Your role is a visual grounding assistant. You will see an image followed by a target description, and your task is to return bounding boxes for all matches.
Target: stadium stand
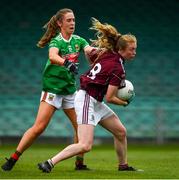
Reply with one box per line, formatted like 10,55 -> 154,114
0,0 -> 179,142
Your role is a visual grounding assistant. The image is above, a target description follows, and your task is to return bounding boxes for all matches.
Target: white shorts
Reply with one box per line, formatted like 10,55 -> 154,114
74,90 -> 115,126
40,91 -> 76,109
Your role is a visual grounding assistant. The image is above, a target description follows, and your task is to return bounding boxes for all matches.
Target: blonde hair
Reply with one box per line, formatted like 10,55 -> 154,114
37,8 -> 73,48
90,18 -> 137,52
90,18 -> 121,52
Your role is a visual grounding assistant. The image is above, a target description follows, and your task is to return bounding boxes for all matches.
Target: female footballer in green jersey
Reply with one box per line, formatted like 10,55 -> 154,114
1,8 -> 93,171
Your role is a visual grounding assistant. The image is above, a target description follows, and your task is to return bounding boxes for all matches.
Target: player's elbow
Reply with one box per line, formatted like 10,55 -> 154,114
49,54 -> 55,64
105,96 -> 114,103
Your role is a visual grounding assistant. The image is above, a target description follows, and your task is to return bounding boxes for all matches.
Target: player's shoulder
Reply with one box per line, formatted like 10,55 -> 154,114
102,51 -> 119,63
72,34 -> 81,38
54,34 -> 63,41
72,34 -> 85,40
104,52 -> 123,69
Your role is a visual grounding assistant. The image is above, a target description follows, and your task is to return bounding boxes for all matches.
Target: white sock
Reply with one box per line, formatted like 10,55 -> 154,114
47,159 -> 54,168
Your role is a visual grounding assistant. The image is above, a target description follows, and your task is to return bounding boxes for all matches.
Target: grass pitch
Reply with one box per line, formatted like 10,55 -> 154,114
0,144 -> 179,179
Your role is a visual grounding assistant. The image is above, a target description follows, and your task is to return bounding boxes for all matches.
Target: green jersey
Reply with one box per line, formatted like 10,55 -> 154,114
42,33 -> 89,95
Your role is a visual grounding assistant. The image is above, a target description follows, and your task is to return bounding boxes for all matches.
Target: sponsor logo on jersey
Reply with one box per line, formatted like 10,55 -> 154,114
64,53 -> 79,63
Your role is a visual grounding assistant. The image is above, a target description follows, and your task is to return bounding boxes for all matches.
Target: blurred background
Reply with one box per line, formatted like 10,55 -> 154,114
0,0 -> 179,145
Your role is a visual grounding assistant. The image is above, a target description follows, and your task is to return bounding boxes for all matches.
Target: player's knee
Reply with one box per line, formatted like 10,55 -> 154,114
80,143 -> 92,153
116,127 -> 127,140
31,124 -> 46,136
120,127 -> 127,138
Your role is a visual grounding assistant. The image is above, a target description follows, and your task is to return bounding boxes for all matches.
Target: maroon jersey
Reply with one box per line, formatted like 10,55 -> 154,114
80,51 -> 126,102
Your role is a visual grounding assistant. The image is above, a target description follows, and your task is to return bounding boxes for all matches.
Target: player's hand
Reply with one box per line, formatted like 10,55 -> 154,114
64,59 -> 78,75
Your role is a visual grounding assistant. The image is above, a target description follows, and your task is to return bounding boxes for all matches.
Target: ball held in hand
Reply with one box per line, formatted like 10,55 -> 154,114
117,80 -> 135,101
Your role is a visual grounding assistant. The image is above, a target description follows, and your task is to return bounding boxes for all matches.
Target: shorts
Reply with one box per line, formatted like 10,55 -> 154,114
40,91 -> 76,109
74,90 -> 115,126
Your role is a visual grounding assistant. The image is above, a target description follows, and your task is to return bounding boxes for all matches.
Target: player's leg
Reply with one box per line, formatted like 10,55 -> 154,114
1,101 -> 56,171
38,124 -> 94,173
63,108 -> 89,170
99,114 -> 139,171
16,101 -> 56,153
99,114 -> 127,164
62,91 -> 90,170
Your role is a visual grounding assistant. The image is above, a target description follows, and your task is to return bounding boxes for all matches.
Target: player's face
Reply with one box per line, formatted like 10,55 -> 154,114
58,12 -> 75,37
120,42 -> 137,60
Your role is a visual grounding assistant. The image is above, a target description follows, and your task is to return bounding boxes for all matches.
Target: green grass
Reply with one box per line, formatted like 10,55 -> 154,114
0,144 -> 179,179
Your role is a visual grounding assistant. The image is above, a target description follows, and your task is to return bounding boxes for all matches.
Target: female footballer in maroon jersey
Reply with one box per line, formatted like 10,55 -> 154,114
38,18 -> 142,172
